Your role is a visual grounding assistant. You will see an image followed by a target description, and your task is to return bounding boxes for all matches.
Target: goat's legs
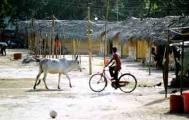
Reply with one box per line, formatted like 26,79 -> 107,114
33,72 -> 42,89
65,74 -> 72,88
42,72 -> 49,89
58,73 -> 61,89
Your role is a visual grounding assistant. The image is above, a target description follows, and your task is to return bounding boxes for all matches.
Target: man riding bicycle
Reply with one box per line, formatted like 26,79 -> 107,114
105,47 -> 121,88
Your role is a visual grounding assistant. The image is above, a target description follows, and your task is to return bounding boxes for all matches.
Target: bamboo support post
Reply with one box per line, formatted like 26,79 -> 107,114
51,15 -> 55,58
149,41 -> 152,75
87,5 -> 92,75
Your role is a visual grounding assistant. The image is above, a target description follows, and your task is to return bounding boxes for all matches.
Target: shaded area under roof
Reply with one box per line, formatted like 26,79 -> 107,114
169,27 -> 189,41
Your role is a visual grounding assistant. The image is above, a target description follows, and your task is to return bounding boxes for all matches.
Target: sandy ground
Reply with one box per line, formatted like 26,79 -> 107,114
0,49 -> 189,120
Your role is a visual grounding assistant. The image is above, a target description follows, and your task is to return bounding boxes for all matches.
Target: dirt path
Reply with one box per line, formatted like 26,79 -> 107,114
0,49 -> 188,120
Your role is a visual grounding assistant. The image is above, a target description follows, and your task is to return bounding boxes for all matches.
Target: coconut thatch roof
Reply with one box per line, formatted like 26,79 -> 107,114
17,20 -> 106,40
118,16 -> 189,44
17,16 -> 189,44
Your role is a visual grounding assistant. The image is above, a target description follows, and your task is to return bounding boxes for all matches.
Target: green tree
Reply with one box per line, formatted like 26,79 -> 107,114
0,0 -> 11,28
1,0 -> 189,21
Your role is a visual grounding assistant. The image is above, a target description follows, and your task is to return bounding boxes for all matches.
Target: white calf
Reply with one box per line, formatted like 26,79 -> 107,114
33,56 -> 81,89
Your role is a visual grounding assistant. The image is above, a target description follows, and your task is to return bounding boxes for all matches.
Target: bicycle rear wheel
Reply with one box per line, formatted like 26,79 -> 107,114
89,73 -> 107,92
118,73 -> 137,93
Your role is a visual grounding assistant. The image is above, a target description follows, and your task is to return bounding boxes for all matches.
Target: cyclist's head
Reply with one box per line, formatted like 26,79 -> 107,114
112,47 -> 117,53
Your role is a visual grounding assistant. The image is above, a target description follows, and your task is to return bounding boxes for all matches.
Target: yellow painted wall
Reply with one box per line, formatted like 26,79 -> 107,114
121,39 -> 151,61
62,39 -> 101,54
60,36 -> 152,58
136,40 -> 149,59
121,40 -> 130,57
121,42 -> 129,56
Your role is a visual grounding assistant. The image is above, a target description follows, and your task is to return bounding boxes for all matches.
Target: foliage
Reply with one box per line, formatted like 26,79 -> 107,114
0,0 -> 189,22
0,0 -> 11,28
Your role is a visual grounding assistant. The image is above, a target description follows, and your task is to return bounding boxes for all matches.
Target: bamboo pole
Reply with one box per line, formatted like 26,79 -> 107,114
148,41 -> 152,75
180,39 -> 184,95
30,18 -> 34,52
61,38 -> 64,58
55,34 -> 58,58
77,39 -> 81,64
48,34 -> 51,58
120,40 -> 123,58
100,37 -> 103,55
72,39 -> 76,59
34,32 -> 37,56
51,15 -> 55,58
42,38 -> 45,58
44,34 -> 48,58
73,39 -> 76,55
71,39 -> 73,59
27,24 -> 30,51
87,5 -> 92,75
76,39 -> 78,52
59,38 -> 62,58
104,0 -> 109,64
37,35 -> 39,56
28,30 -> 31,51
163,28 -> 170,98
39,35 -> 43,56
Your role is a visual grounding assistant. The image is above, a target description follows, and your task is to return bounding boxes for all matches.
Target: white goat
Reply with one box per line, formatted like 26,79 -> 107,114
33,56 -> 81,90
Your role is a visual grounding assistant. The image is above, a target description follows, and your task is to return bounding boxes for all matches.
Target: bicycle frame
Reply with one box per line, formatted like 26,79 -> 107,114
101,67 -> 123,82
101,67 -> 111,81
98,67 -> 122,88
89,67 -> 137,93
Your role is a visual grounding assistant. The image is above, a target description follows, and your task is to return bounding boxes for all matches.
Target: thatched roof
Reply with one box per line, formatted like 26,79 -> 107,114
17,16 -> 189,44
17,20 -> 106,40
118,16 -> 189,44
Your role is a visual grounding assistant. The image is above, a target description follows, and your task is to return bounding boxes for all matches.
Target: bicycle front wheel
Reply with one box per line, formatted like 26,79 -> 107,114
118,73 -> 137,93
89,73 -> 107,92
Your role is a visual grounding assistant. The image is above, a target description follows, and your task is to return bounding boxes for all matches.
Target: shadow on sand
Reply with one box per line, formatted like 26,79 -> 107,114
144,98 -> 189,118
144,98 -> 168,106
26,89 -> 64,92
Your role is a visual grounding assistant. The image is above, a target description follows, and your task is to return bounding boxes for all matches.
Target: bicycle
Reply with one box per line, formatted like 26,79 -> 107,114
89,67 -> 137,93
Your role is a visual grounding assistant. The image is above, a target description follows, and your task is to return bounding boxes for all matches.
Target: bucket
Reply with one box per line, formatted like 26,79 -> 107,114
170,95 -> 183,113
13,53 -> 22,60
182,91 -> 189,113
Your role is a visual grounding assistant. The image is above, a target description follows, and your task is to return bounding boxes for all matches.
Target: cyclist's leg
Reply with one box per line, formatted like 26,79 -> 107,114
109,66 -> 114,79
114,70 -> 119,87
